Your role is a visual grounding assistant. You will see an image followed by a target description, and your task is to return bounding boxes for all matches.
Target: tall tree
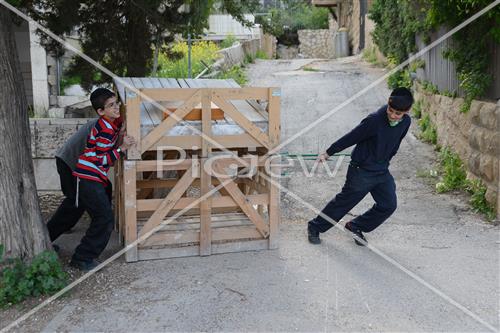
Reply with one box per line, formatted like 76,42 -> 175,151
0,6 -> 51,259
20,0 -> 260,90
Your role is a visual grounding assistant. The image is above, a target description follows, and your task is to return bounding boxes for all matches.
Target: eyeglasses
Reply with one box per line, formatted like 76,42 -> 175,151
104,101 -> 121,109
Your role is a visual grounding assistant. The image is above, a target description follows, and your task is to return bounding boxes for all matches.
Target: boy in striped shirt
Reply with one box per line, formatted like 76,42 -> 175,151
70,88 -> 135,271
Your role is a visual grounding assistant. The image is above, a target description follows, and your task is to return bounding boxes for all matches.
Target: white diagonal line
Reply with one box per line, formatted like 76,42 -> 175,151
1,1 -> 498,331
266,0 -> 500,157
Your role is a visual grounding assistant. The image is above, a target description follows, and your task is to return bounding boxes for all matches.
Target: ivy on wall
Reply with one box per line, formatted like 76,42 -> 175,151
369,0 -> 500,112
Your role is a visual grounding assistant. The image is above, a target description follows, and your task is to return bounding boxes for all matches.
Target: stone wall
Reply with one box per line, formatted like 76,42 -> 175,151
30,118 -> 97,192
216,38 -> 260,70
414,83 -> 500,217
298,29 -> 334,59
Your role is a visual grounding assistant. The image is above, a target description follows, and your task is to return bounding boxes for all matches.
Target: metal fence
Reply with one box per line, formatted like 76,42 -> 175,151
415,26 -> 500,100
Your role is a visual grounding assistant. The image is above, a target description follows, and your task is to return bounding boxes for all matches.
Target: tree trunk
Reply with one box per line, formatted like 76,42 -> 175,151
0,7 -> 50,259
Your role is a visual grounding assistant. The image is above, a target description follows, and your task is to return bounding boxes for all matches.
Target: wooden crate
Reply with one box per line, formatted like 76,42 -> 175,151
113,78 -> 281,262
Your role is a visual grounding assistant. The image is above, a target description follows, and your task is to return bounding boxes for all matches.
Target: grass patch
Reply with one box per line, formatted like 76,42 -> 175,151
418,114 -> 437,144
302,66 -> 321,72
216,65 -> 248,86
412,99 -> 422,119
255,50 -> 269,60
466,180 -> 496,220
220,34 -> 237,49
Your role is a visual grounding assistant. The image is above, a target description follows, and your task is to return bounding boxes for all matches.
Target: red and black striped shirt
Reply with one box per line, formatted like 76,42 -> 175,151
73,116 -> 123,184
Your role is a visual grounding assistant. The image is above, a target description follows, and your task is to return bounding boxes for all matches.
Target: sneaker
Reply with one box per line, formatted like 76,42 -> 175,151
69,258 -> 100,272
345,221 -> 367,246
307,222 -> 321,245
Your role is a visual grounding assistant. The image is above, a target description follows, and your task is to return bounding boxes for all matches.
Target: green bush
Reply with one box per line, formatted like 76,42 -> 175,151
220,34 -> 238,49
0,249 -> 68,308
255,50 -> 269,60
435,148 -> 467,193
412,100 -> 422,119
216,65 -> 248,86
60,75 -> 82,95
157,41 -> 220,78
244,53 -> 255,64
418,114 -> 437,144
421,80 -> 439,94
387,69 -> 412,89
466,179 -> 496,221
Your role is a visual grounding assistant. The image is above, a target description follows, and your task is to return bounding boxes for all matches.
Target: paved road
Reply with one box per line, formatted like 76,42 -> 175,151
3,57 -> 498,332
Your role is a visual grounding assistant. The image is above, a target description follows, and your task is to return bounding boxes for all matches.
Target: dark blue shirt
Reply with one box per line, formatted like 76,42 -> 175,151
326,105 -> 411,171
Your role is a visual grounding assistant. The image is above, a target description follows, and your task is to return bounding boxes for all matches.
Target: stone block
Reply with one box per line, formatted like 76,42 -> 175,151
484,186 -> 498,212
479,155 -> 496,183
478,103 -> 498,130
468,151 -> 481,175
47,107 -> 65,118
482,131 -> 499,156
469,101 -> 483,126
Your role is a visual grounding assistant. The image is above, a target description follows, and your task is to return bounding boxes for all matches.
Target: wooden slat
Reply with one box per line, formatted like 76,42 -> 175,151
177,79 -> 190,88
125,95 -> 142,160
212,87 -> 269,100
140,90 -> 201,153
139,88 -> 199,101
201,90 -> 212,156
268,156 -> 280,249
212,94 -> 270,149
137,193 -> 269,212
140,226 -> 262,247
213,164 -> 269,238
268,88 -> 281,148
138,164 -> 197,238
124,161 -> 138,262
150,134 -> 262,151
136,159 -> 192,172
200,157 -> 212,256
137,239 -> 269,260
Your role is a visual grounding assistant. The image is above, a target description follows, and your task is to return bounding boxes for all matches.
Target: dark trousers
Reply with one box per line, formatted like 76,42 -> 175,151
47,158 -> 113,262
310,163 -> 397,233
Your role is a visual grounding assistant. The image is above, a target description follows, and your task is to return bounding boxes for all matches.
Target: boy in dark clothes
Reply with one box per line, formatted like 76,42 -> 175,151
51,88 -> 135,271
308,87 -> 414,246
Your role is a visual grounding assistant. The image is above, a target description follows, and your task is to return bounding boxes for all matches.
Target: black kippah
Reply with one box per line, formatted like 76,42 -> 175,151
389,87 -> 414,111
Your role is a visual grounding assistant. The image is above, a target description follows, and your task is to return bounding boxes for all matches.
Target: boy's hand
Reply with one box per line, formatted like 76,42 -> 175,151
119,135 -> 136,151
317,152 -> 330,163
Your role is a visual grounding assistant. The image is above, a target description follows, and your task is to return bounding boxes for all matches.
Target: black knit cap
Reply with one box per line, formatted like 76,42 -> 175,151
388,87 -> 414,111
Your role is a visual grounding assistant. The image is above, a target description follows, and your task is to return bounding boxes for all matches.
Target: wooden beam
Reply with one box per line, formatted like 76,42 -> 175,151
149,134 -> 263,151
124,160 -> 138,262
126,95 -> 142,160
137,193 -> 269,212
268,88 -> 281,148
268,156 -> 280,249
135,159 -> 193,172
200,157 -> 212,256
211,88 -> 269,100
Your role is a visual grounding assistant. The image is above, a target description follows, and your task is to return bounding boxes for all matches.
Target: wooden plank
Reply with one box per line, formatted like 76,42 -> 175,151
124,160 -> 138,262
168,78 -> 182,88
200,157 -> 212,256
268,155 -> 280,249
177,79 -> 190,88
137,193 -> 269,212
136,159 -> 192,172
138,164 -> 197,238
212,87 -> 269,100
138,88 -> 198,101
140,90 -> 201,153
125,95 -> 142,160
150,134 -> 262,151
212,94 -> 270,149
140,226 -> 262,247
201,90 -> 212,156
268,88 -> 281,148
213,164 -> 269,238
137,239 -> 269,260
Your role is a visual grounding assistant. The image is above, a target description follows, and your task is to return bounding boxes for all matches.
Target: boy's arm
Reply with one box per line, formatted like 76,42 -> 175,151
325,116 -> 376,156
94,129 -> 121,168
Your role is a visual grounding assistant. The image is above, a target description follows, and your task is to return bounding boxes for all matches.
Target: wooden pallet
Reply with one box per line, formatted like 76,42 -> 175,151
113,78 -> 281,262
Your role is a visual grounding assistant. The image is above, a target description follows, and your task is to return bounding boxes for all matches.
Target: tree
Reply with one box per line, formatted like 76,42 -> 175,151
20,0 -> 260,90
0,6 -> 51,260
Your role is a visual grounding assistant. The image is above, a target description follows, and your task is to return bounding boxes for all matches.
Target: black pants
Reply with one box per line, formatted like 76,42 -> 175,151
47,158 -> 113,262
310,164 -> 397,233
